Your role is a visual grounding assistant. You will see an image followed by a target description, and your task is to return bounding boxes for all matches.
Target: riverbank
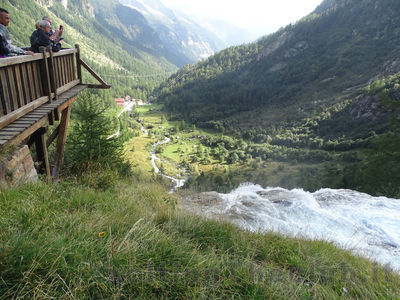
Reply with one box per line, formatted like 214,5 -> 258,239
1,178 -> 400,298
182,184 -> 400,274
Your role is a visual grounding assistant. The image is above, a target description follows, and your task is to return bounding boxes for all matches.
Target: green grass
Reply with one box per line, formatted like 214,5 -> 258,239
7,104 -> 392,298
155,159 -> 183,179
124,134 -> 154,178
1,177 -> 400,299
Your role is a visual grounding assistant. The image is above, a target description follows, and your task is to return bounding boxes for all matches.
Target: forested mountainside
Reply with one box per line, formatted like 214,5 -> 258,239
156,0 -> 400,132
155,0 -> 400,196
1,0 -> 223,100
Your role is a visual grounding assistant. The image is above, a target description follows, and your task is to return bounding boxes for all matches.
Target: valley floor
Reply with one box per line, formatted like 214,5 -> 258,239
125,104 -> 339,193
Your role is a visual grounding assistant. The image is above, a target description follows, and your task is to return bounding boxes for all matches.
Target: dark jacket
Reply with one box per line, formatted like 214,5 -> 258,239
0,34 -> 8,55
30,29 -> 52,53
0,24 -> 27,56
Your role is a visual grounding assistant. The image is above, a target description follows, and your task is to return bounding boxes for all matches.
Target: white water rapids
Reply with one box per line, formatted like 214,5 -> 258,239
139,114 -> 400,272
181,183 -> 400,272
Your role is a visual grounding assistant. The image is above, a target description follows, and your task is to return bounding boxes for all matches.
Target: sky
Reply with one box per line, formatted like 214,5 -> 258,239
160,0 -> 323,40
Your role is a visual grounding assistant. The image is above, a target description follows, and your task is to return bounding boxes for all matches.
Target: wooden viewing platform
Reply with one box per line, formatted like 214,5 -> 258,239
0,45 -> 110,181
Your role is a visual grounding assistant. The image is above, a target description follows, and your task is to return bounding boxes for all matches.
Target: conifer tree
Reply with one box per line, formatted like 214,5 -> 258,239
66,93 -> 125,172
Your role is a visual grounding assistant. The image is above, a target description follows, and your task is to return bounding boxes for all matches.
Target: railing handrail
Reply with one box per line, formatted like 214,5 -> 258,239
0,45 -> 110,130
0,47 -> 79,128
0,48 -> 77,68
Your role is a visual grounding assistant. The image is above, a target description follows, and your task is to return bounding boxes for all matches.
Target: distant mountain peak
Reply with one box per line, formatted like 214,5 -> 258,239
119,0 -> 225,62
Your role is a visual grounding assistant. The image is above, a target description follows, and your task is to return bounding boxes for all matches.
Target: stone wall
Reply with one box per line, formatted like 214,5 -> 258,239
0,145 -> 38,190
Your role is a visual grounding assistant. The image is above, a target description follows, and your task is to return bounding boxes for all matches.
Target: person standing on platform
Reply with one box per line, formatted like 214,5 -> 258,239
0,8 -> 34,57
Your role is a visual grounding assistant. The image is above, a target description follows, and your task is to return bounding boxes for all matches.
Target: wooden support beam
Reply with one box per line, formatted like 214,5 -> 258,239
53,108 -> 60,122
52,106 -> 71,181
87,84 -> 112,89
33,127 -> 51,181
27,134 -> 35,148
75,45 -> 82,84
46,124 -> 60,148
58,93 -> 80,113
79,58 -> 111,89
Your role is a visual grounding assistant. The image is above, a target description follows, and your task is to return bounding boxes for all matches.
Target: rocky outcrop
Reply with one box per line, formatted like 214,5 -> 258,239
0,145 -> 38,190
181,192 -> 224,213
257,31 -> 293,60
284,41 -> 309,58
348,95 -> 387,121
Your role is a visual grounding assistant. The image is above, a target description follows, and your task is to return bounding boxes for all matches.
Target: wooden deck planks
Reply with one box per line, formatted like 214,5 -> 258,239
0,49 -> 89,148
0,84 -> 87,146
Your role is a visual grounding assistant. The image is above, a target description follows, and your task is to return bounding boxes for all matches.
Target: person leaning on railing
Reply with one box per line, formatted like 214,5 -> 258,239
42,16 -> 63,50
42,17 -> 63,43
30,20 -> 61,53
0,8 -> 34,57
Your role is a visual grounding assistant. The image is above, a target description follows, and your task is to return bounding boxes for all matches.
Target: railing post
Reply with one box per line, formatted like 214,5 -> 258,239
39,46 -> 55,125
39,46 -> 52,103
48,48 -> 60,121
75,44 -> 82,84
48,48 -> 58,100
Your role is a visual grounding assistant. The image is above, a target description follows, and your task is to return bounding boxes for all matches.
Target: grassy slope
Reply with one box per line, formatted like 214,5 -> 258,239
1,178 -> 400,299
1,106 -> 399,298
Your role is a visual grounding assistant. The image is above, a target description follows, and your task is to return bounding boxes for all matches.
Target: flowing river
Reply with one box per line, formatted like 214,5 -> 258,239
143,122 -> 400,273
181,183 -> 400,273
150,137 -> 186,193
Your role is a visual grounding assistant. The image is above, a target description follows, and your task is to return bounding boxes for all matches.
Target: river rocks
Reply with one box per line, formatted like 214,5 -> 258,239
181,192 -> 224,210
256,189 -> 292,206
180,192 -> 257,224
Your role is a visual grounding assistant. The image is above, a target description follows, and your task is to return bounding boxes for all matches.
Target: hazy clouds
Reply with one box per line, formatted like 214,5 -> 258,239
160,0 -> 322,38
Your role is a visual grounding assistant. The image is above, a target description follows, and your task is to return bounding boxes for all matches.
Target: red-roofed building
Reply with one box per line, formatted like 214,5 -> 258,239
114,98 -> 125,106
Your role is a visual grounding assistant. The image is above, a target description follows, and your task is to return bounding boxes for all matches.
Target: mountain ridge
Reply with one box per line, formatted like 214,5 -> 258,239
152,0 -> 400,196
156,0 -> 400,130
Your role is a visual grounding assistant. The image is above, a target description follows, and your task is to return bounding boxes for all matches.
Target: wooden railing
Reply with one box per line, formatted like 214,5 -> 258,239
0,45 -> 111,182
0,45 -> 110,131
